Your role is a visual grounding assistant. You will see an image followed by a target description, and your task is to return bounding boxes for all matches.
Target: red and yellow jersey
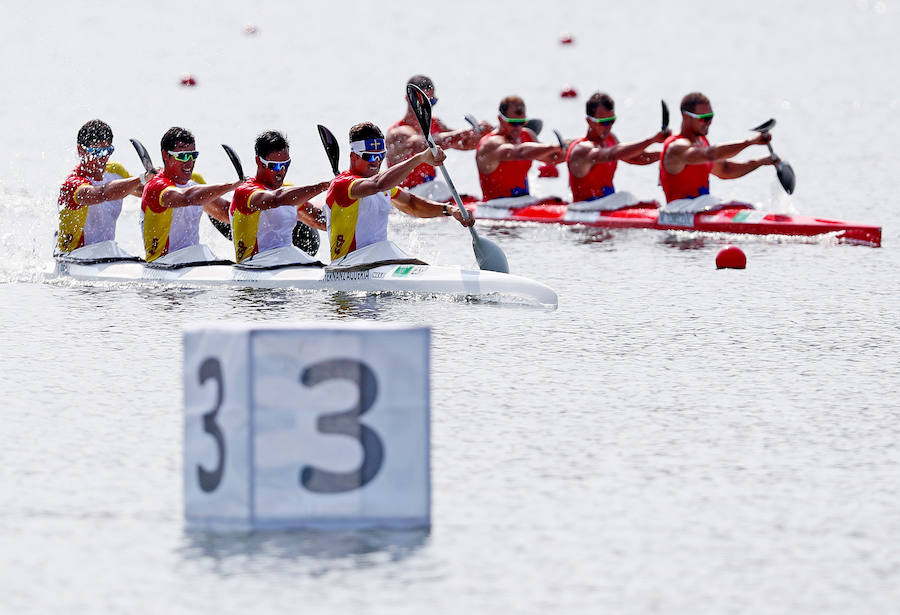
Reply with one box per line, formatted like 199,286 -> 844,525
660,134 -> 712,202
141,171 -> 206,261
229,178 -> 298,262
477,131 -> 535,201
56,162 -> 130,253
325,171 -> 398,260
567,135 -> 618,202
390,117 -> 441,188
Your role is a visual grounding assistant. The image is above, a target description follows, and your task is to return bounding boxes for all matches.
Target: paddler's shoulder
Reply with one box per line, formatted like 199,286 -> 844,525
104,161 -> 131,178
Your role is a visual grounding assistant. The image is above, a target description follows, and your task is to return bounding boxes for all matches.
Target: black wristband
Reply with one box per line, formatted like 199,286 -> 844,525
442,204 -> 451,217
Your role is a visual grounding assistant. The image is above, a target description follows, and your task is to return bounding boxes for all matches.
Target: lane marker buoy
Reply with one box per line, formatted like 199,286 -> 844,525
716,245 -> 747,269
180,74 -> 197,87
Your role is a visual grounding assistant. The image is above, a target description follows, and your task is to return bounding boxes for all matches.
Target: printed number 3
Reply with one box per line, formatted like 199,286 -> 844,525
299,359 -> 384,493
197,358 -> 225,492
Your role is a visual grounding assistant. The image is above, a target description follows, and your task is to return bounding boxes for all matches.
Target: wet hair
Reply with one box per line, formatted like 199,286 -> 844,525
77,119 -> 113,147
161,126 -> 195,151
680,92 -> 710,113
349,122 -> 384,143
585,92 -> 615,117
498,95 -> 525,116
255,130 -> 289,158
407,74 -> 434,92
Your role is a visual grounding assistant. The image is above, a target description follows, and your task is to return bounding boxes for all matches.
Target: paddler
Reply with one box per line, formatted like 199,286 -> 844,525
475,95 -> 565,202
230,130 -> 330,263
56,119 -> 148,254
386,74 -> 492,201
660,92 -> 775,206
567,92 -> 669,203
141,127 -> 237,263
325,122 -> 473,261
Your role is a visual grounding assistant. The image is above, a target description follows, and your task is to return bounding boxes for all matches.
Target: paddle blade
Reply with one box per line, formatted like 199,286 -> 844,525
553,129 -> 566,149
752,118 -> 776,133
472,233 -> 509,274
661,100 -> 670,131
208,215 -> 232,239
317,124 -> 340,176
776,160 -> 796,194
524,118 -> 543,136
406,84 -> 434,144
129,138 -> 154,174
221,144 -> 245,181
464,114 -> 479,131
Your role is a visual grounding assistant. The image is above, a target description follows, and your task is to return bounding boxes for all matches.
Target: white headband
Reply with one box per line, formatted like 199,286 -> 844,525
350,138 -> 386,154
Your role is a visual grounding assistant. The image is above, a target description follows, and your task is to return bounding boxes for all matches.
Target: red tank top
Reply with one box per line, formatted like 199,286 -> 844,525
390,117 -> 440,188
477,131 -> 535,200
660,134 -> 712,202
567,136 -> 617,201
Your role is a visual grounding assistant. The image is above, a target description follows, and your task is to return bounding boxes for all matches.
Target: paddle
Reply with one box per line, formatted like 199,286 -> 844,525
317,124 -> 340,177
751,118 -> 796,194
553,129 -> 565,149
661,100 -> 670,131
129,138 -> 154,174
221,144 -> 245,181
406,84 -> 510,274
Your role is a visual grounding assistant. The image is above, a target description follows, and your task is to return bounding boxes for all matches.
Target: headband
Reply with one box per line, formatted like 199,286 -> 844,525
350,138 -> 385,154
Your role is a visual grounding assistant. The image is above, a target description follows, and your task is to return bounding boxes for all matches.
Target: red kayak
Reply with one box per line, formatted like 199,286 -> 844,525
462,197 -> 882,247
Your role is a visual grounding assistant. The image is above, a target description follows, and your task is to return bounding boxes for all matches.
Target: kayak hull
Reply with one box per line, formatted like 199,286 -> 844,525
465,199 -> 882,247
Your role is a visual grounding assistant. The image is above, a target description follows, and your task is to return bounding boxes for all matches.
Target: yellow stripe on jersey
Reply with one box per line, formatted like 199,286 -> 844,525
232,189 -> 263,262
105,161 -> 131,178
143,200 -> 173,261
329,179 -> 362,260
57,205 -> 88,252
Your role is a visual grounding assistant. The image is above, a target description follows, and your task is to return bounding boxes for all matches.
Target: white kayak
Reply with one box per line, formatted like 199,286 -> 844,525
47,241 -> 558,308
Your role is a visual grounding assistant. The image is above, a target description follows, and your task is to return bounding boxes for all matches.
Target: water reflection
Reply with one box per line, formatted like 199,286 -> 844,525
179,527 -> 430,575
326,292 -> 389,319
661,233 -> 708,250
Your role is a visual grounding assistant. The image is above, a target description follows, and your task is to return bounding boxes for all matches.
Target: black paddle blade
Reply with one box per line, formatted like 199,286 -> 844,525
406,84 -> 433,142
661,100 -> 670,131
221,144 -> 245,181
317,124 -> 340,176
129,138 -> 154,174
524,118 -> 543,136
208,215 -> 233,240
553,129 -> 566,149
777,160 -> 796,194
752,118 -> 776,133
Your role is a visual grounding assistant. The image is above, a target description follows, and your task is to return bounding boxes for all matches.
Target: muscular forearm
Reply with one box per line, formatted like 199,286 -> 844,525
176,183 -> 236,207
271,182 -> 330,208
81,176 -> 142,206
369,152 -> 430,192
714,157 -> 770,179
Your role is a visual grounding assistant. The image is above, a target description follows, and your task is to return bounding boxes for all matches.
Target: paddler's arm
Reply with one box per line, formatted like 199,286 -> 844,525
433,119 -> 494,150
349,148 -> 446,199
477,137 -> 563,173
666,132 -> 771,173
204,197 -> 231,223
391,190 -> 474,227
73,176 -> 143,207
248,181 -> 330,211
386,125 -> 421,166
160,180 -> 241,209
618,130 -> 669,165
298,202 -> 327,230
712,156 -> 775,179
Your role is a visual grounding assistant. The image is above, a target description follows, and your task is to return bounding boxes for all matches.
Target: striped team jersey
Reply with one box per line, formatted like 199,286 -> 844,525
141,171 -> 206,262
229,178 -> 297,262
325,171 -> 398,260
56,161 -> 131,253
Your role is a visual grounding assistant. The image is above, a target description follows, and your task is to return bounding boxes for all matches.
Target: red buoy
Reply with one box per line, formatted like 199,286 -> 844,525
243,24 -> 259,35
716,245 -> 747,269
560,34 -> 574,45
538,163 -> 559,178
560,86 -> 577,98
179,74 -> 197,87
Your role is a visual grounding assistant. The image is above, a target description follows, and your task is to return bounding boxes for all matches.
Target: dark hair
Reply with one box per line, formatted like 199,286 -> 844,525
680,92 -> 710,113
585,92 -> 614,117
77,119 -> 113,147
349,122 -> 384,142
498,95 -> 525,116
161,126 -> 195,151
407,74 -> 434,91
255,130 -> 289,158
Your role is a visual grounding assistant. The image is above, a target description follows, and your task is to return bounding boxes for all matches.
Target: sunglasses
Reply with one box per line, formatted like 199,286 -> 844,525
684,110 -> 714,122
586,114 -> 616,125
359,151 -> 386,162
83,145 -> 115,157
259,157 -> 291,172
167,150 -> 200,162
499,112 -> 528,125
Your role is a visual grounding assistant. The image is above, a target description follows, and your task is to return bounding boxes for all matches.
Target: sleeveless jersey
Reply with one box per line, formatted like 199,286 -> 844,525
141,172 -> 205,261
56,161 -> 131,253
390,117 -> 441,188
229,178 -> 297,262
325,171 -> 398,260
567,135 -> 617,201
477,131 -> 535,200
660,134 -> 712,202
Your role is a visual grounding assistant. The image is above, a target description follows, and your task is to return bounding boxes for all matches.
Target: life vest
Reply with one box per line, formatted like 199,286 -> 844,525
390,117 -> 441,188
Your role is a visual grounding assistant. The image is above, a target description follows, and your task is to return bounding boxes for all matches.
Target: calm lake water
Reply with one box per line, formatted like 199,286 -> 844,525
1,1 -> 898,613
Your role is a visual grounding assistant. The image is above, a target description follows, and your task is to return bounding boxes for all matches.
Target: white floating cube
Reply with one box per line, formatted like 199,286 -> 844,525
184,322 -> 430,530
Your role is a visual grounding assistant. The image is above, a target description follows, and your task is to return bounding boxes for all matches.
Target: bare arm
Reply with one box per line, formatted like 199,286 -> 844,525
203,197 -> 231,223
391,190 -> 473,226
712,156 -> 774,179
433,121 -> 493,150
476,136 -> 563,174
298,202 -> 327,230
74,176 -> 143,207
160,181 -> 240,209
248,181 -> 330,211
665,132 -> 771,174
349,149 -> 445,199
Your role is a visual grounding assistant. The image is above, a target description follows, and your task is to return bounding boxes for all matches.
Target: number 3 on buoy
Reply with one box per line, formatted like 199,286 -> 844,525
183,323 -> 431,530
